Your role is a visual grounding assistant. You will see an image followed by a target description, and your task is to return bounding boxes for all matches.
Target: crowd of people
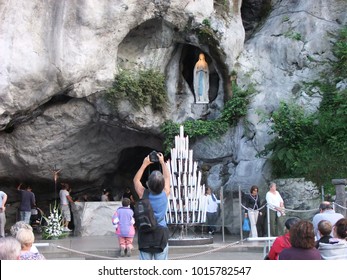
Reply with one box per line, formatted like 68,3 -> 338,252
0,151 -> 172,260
0,221 -> 46,260
241,183 -> 347,260
0,180 -> 78,259
263,201 -> 347,260
265,215 -> 347,260
1,160 -> 346,260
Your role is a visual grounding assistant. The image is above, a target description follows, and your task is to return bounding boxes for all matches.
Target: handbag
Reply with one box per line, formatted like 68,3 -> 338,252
242,217 -> 251,232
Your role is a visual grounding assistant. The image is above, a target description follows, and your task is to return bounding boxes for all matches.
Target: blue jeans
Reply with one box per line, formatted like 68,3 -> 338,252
139,244 -> 169,260
19,211 -> 31,224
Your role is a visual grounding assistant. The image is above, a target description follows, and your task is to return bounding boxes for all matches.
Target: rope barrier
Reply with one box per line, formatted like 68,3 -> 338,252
240,203 -> 267,211
52,239 -> 249,260
53,244 -> 120,260
240,202 -> 320,214
169,239 -> 247,260
283,207 -> 319,213
333,201 -> 347,210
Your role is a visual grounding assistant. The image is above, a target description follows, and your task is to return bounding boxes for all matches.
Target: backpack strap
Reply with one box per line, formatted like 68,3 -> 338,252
142,189 -> 161,224
143,188 -> 150,199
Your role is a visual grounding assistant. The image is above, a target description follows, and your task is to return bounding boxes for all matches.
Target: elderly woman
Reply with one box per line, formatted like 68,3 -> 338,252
279,220 -> 321,260
16,228 -> 45,260
10,221 -> 39,253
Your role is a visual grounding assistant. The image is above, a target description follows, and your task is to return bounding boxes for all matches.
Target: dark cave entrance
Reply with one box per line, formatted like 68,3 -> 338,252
106,146 -> 165,200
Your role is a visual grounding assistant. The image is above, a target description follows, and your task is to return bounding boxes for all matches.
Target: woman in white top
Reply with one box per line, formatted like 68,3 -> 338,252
266,182 -> 285,236
205,187 -> 220,234
101,189 -> 110,201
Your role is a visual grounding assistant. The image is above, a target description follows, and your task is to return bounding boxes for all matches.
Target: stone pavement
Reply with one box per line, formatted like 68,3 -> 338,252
34,232 -> 266,260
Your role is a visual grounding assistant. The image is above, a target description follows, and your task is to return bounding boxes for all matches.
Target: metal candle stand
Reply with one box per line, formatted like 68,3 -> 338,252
166,126 -> 212,245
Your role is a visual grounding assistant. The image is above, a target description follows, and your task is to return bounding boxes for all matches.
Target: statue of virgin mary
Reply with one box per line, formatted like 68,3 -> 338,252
193,53 -> 209,104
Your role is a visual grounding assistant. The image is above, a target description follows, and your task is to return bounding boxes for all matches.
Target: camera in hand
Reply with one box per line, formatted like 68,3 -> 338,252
149,150 -> 159,163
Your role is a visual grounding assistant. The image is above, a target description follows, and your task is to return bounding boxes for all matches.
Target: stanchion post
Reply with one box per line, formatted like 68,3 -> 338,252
267,204 -> 271,250
220,187 -> 224,242
239,185 -> 243,243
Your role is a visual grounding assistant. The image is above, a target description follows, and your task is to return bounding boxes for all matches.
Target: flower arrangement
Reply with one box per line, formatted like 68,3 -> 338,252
42,203 -> 68,240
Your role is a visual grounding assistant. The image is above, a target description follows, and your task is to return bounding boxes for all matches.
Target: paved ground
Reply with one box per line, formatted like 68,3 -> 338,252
34,232 -> 266,260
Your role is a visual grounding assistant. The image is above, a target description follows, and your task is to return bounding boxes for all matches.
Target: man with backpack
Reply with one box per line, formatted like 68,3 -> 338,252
133,151 -> 170,260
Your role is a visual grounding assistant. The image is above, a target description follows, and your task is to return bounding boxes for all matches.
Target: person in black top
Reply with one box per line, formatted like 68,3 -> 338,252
17,183 -> 36,224
122,187 -> 135,212
244,185 -> 261,238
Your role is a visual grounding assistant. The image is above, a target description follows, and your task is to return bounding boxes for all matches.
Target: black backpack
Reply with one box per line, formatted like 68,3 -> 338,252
134,190 -> 157,232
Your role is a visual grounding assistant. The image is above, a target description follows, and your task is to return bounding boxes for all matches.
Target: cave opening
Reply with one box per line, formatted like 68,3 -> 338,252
105,145 -> 165,201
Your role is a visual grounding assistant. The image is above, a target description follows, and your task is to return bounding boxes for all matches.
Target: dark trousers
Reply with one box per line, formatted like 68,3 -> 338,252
206,212 -> 218,232
269,209 -> 285,236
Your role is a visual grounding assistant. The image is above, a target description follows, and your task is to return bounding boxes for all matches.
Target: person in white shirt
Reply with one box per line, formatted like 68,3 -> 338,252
312,201 -> 344,240
59,183 -> 74,232
205,187 -> 220,235
266,182 -> 285,236
101,189 -> 110,201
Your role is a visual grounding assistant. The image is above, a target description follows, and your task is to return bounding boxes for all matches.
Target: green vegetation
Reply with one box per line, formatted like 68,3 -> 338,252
202,19 -> 211,28
258,25 -> 347,193
332,25 -> 347,79
106,66 -> 253,157
196,25 -> 218,46
284,31 -> 302,41
106,69 -> 167,113
161,82 -> 255,154
213,0 -> 231,17
282,16 -> 290,23
214,0 -> 228,6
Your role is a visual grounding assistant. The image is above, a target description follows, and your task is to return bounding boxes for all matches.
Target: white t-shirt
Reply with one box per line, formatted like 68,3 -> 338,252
101,194 -> 109,201
266,191 -> 283,210
59,189 -> 69,205
206,193 -> 220,213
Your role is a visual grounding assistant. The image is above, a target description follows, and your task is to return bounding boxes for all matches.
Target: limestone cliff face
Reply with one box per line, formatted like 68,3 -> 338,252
0,0 -> 244,189
194,0 -> 347,187
0,0 -> 346,230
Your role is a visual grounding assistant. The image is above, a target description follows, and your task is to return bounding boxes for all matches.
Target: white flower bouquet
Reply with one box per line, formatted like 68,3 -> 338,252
42,203 -> 68,239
